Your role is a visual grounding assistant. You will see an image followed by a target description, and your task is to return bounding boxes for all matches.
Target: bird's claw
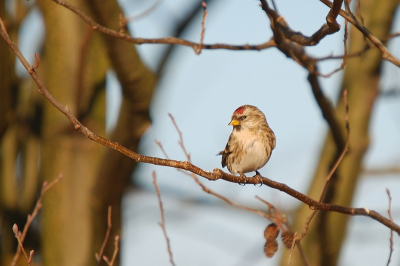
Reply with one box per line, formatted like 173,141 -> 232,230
254,171 -> 263,187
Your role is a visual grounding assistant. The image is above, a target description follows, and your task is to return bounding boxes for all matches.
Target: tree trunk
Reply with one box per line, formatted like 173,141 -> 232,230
37,0 -> 109,264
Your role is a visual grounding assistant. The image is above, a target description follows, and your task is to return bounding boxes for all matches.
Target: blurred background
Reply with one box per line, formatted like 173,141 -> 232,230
1,0 -> 400,265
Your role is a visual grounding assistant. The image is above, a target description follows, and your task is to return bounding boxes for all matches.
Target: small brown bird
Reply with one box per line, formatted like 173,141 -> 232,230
218,105 -> 276,179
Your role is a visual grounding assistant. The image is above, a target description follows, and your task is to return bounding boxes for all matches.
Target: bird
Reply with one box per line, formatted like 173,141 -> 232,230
218,105 -> 276,182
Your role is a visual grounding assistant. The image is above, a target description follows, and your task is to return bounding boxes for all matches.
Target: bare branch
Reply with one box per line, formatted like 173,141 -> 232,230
260,0 -> 339,46
195,2 -> 207,55
319,0 -> 400,67
386,189 -> 394,266
11,174 -> 63,266
103,236 -> 120,266
12,224 -> 31,266
326,0 -> 343,33
152,172 -> 175,266
50,0 -> 275,52
96,206 -> 112,265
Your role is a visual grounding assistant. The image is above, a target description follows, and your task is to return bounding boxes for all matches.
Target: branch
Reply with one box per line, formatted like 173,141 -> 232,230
11,174 -> 63,266
386,189 -> 394,266
103,236 -> 120,266
194,2 -> 207,55
319,0 -> 400,67
260,0 -> 340,46
326,0 -> 343,33
12,225 -> 33,266
156,0 -> 215,76
307,73 -> 345,150
1,14 -> 400,238
96,206 -> 112,265
50,0 -> 275,52
152,172 -> 175,266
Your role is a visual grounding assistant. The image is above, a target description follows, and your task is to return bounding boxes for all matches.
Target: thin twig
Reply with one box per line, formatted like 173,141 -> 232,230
50,0 -> 275,52
317,20 -> 349,78
386,189 -> 394,266
11,174 -> 63,266
29,52 -> 40,74
103,236 -> 120,266
287,232 -> 298,266
96,206 -> 112,265
152,171 -> 175,266
195,2 -> 207,54
255,196 -> 285,229
168,114 -> 191,161
12,224 -> 31,266
314,44 -> 371,61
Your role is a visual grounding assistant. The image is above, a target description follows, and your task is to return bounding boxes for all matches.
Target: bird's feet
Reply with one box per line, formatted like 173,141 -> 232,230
238,171 -> 247,186
254,171 -> 263,187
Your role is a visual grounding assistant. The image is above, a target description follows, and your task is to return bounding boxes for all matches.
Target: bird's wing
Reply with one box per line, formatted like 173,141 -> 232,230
220,134 -> 234,168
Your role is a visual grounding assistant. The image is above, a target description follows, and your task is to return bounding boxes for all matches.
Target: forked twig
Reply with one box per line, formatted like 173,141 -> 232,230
11,174 -> 63,266
96,206 -> 112,265
12,225 -> 32,266
103,236 -> 120,266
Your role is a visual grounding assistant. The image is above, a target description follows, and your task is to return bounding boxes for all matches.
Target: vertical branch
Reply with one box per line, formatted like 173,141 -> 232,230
96,206 -> 112,265
152,171 -> 175,266
195,2 -> 208,55
386,189 -> 394,266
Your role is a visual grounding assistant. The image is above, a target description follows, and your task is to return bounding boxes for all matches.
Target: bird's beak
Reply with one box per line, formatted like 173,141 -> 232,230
229,119 -> 240,126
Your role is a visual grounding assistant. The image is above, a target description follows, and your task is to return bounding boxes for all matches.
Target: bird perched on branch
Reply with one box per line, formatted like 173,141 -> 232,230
218,105 -> 276,182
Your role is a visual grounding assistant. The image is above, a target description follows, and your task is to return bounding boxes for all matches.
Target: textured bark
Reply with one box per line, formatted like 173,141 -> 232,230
85,0 -> 157,264
281,0 -> 400,265
36,0 -> 109,265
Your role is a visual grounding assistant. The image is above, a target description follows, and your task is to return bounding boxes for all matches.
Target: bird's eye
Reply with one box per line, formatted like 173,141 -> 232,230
241,116 -> 247,120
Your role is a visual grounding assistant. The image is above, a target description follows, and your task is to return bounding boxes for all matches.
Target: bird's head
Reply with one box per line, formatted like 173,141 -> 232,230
229,105 -> 267,131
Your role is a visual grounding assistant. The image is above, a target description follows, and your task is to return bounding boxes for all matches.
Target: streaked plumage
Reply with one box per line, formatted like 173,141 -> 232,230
219,105 -> 275,176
